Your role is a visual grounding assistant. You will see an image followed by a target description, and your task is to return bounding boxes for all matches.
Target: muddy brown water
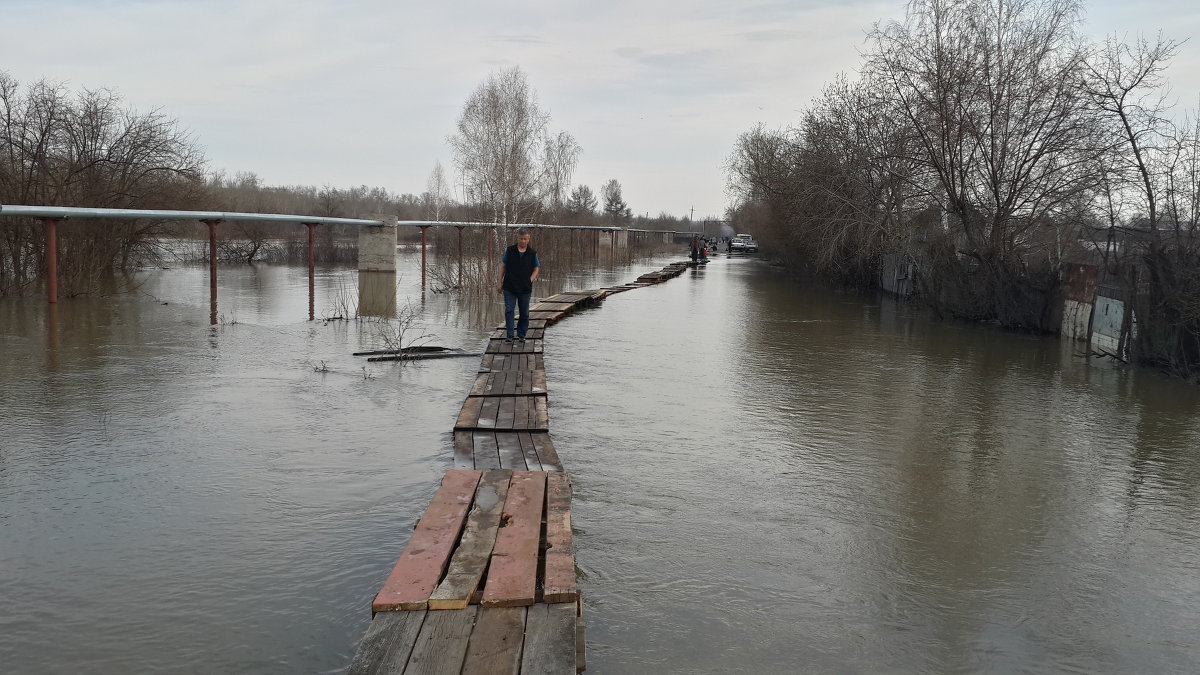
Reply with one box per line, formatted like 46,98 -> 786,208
2,252 -> 1199,673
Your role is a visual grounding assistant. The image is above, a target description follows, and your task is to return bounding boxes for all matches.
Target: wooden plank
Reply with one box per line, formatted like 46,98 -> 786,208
521,603 -> 578,674
516,432 -> 543,472
402,605 -> 478,675
530,433 -> 562,472
476,397 -> 499,429
515,396 -> 530,431
469,373 -> 491,397
346,609 -> 428,674
372,470 -> 482,612
460,607 -> 527,675
495,319 -> 547,331
530,301 -> 576,312
429,469 -> 512,610
531,369 -> 547,395
491,328 -> 545,340
455,397 -> 484,430
481,471 -> 547,607
486,339 -> 544,355
495,433 -> 527,470
543,472 -> 577,603
479,353 -> 545,374
534,397 -> 550,432
453,431 -> 475,470
496,396 -> 516,430
472,432 -> 500,470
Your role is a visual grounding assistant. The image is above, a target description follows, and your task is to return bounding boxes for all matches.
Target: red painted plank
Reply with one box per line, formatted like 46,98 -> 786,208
372,470 -> 482,612
481,471 -> 547,607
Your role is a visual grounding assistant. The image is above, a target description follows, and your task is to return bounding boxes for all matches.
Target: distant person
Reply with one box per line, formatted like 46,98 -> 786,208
690,237 -> 700,261
497,228 -> 540,343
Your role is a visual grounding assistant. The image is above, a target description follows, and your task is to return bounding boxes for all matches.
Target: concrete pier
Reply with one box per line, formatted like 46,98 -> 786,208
359,214 -> 398,272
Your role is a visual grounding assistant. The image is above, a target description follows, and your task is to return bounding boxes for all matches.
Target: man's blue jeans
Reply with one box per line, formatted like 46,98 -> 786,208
503,289 -> 532,338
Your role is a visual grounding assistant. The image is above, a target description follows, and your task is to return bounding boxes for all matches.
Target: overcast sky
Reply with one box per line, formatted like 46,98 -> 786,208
3,0 -> 1199,219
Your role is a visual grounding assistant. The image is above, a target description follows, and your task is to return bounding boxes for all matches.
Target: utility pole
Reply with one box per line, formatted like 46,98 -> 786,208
690,205 -> 694,221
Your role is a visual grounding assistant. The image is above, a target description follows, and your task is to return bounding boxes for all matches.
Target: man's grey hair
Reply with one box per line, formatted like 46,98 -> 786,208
514,228 -> 530,237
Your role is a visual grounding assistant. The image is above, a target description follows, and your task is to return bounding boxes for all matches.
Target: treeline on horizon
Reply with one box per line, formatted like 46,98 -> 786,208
726,0 -> 1200,380
0,68 -> 703,298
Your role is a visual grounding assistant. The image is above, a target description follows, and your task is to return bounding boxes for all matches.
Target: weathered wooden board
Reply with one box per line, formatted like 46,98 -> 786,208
453,431 -> 474,469
495,319 -> 548,331
469,370 -> 548,397
521,603 -> 578,674
527,310 -> 564,323
372,470 -> 482,612
472,432 -> 501,470
516,432 -> 544,472
429,470 -> 512,610
573,289 -> 609,301
402,605 -> 478,675
455,398 -> 484,431
346,609 -> 428,674
530,301 -> 576,312
478,353 -> 546,374
482,471 -> 547,607
460,607 -> 527,675
490,328 -> 545,340
543,472 -> 577,603
486,339 -> 545,355
495,433 -> 527,471
530,433 -> 563,472
455,396 -> 549,432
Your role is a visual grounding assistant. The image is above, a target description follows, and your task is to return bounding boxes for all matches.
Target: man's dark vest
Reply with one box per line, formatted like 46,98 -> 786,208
503,245 -> 538,294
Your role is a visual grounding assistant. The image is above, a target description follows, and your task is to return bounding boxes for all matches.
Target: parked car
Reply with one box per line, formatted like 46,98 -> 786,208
732,233 -> 757,253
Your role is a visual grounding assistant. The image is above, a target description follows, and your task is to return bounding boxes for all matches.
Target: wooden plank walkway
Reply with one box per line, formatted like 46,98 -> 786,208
351,259 -> 697,674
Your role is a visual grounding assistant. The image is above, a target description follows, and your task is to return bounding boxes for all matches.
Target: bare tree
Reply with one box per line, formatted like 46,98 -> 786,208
448,66 -> 550,225
424,160 -> 451,221
864,0 -> 1102,328
0,72 -> 205,294
542,131 -> 581,219
1083,32 -> 1183,244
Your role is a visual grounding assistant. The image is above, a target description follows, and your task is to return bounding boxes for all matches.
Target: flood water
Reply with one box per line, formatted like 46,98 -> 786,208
3,250 -> 1199,673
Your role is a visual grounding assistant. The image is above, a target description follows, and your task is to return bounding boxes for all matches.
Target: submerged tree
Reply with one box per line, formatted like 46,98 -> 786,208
0,72 -> 206,294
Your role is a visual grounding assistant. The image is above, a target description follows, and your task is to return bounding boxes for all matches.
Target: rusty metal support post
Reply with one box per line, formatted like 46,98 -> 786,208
43,218 -> 60,304
203,219 -> 219,288
306,222 -> 317,321
419,225 -> 430,288
487,229 -> 495,280
455,226 -> 464,288
202,219 -> 220,325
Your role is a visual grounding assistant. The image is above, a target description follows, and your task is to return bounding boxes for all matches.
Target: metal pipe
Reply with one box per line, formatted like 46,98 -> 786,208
43,218 -> 59,304
0,204 -> 642,232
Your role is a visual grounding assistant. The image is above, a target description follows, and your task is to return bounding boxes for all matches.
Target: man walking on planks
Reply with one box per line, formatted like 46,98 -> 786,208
497,228 -> 540,343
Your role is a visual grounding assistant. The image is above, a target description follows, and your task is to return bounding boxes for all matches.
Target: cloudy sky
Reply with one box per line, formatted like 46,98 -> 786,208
3,0 -> 1199,219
